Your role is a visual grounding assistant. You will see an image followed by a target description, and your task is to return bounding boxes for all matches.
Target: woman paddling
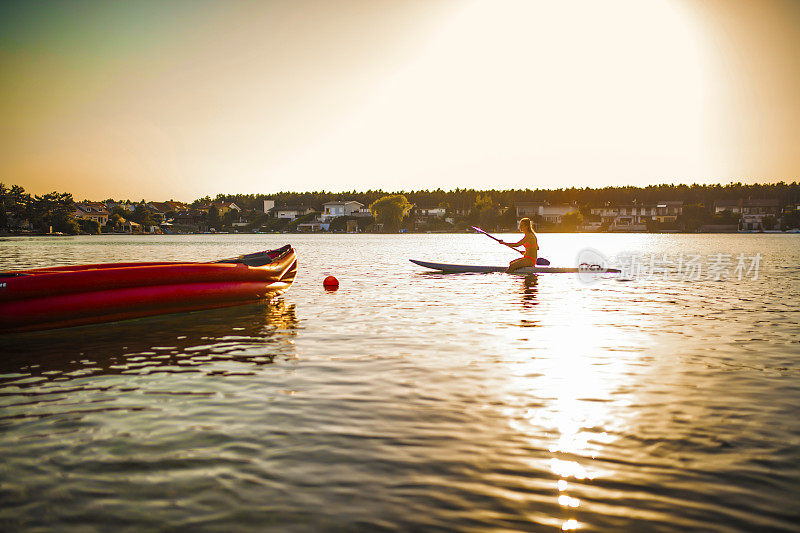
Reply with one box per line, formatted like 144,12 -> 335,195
499,218 -> 538,273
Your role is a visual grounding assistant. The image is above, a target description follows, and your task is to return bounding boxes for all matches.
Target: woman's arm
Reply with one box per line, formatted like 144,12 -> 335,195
500,237 -> 526,248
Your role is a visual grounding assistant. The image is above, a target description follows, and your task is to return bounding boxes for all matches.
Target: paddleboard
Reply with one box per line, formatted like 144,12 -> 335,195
410,259 -> 621,274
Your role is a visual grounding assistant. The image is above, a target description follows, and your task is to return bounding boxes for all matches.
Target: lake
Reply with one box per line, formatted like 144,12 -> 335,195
1,233 -> 799,532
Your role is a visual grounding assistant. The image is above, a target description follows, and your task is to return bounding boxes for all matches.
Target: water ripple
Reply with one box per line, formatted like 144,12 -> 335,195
0,234 -> 798,531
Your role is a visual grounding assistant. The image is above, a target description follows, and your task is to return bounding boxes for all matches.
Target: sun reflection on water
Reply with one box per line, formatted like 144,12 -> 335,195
497,276 -> 654,530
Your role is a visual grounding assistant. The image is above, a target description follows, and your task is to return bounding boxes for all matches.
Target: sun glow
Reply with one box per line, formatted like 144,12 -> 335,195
276,0 -> 714,192
1,0 -> 721,198
4,0 -> 797,198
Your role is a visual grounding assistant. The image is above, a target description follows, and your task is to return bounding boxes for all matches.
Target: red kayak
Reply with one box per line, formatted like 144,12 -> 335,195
0,245 -> 297,334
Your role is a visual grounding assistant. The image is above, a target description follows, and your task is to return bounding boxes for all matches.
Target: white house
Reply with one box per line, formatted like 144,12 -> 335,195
515,202 -> 546,218
263,200 -> 275,214
713,199 -> 780,230
516,202 -> 577,224
589,201 -> 682,230
539,205 -> 579,224
321,201 -> 364,221
417,207 -> 446,218
652,201 -> 683,223
714,200 -> 741,214
741,199 -> 780,230
273,206 -> 313,220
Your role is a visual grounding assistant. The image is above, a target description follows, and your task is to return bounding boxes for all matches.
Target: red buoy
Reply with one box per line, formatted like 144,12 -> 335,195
323,276 -> 339,290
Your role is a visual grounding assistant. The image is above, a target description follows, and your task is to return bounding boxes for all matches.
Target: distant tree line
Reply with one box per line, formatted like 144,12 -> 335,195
213,182 -> 800,213
3,181 -> 799,234
0,183 -> 78,233
0,184 -> 171,234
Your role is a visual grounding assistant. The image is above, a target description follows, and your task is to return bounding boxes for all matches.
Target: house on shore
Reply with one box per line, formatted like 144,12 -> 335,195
595,205 -> 651,232
271,205 -> 314,220
410,206 -> 448,229
172,209 -> 206,232
74,202 -> 109,226
296,221 -> 329,232
714,199 -> 781,230
590,201 -> 683,231
740,199 -> 781,230
515,201 -> 546,218
147,201 -> 188,216
652,201 -> 683,223
106,200 -> 138,212
415,207 -> 446,218
121,219 -> 141,233
516,202 -> 579,225
713,200 -> 741,215
211,201 -> 241,215
540,204 -> 579,224
321,201 -> 368,221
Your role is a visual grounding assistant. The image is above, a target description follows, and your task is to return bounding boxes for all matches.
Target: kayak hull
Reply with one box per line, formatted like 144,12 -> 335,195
409,259 -> 620,274
0,246 -> 297,334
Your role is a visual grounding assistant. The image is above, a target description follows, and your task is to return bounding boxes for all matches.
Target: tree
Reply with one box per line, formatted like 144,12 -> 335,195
77,218 -> 101,234
560,211 -> 584,231
107,213 -> 124,232
677,204 -> 709,232
131,204 -> 154,228
471,194 -> 499,229
478,205 -> 499,230
781,210 -> 800,230
222,209 -> 238,227
1,184 -> 31,228
30,192 -> 77,233
110,206 -> 129,218
207,206 -> 221,229
0,183 -> 8,229
192,196 -> 211,207
328,215 -> 353,232
498,207 -> 518,230
370,195 -> 412,232
712,209 -> 740,225
761,215 -> 776,231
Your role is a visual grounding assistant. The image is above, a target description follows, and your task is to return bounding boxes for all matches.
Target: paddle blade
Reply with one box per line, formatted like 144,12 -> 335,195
470,226 -> 502,242
470,226 -> 491,237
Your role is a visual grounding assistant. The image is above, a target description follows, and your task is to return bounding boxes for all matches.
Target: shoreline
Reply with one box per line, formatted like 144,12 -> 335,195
2,230 -> 799,237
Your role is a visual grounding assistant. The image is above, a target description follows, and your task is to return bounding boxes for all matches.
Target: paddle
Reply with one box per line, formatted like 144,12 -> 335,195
470,226 -> 550,266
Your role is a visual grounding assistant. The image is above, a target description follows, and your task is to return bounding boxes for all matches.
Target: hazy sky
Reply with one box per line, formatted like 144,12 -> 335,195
1,0 -> 799,200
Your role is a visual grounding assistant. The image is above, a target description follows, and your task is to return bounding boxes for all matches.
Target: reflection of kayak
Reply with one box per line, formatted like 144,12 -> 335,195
0,245 -> 297,334
410,259 -> 621,274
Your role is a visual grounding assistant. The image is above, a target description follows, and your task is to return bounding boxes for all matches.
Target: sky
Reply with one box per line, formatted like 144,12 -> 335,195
1,0 -> 799,200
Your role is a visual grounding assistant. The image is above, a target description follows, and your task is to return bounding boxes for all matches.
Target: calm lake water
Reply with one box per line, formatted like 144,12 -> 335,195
1,233 -> 799,532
